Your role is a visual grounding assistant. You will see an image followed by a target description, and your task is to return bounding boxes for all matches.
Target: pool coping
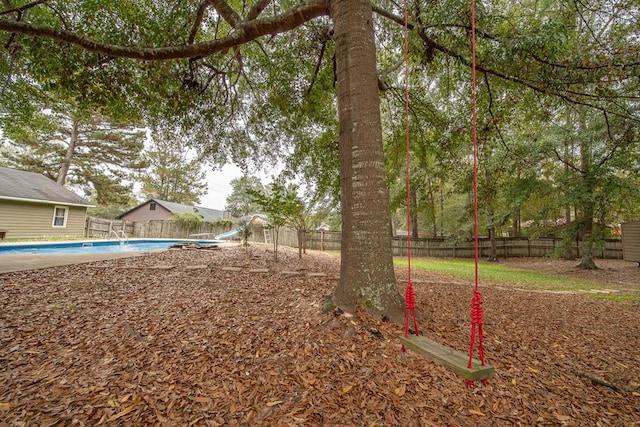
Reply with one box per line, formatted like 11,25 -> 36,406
0,251 -> 147,274
0,238 -> 219,250
0,241 -> 238,274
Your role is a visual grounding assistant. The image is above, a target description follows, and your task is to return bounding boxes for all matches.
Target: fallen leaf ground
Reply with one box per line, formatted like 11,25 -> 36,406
1,244 -> 638,426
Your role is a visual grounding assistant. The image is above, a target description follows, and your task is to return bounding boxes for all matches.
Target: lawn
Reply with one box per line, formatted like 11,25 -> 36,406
394,258 -> 603,292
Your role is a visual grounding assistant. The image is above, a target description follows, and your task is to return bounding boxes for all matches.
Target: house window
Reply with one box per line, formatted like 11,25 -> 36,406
150,202 -> 156,211
52,206 -> 68,227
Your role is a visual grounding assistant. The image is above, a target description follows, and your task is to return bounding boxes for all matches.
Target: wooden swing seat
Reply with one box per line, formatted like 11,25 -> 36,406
399,334 -> 494,382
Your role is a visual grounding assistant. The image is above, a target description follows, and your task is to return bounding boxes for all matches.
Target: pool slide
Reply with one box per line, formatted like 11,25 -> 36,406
214,214 -> 268,240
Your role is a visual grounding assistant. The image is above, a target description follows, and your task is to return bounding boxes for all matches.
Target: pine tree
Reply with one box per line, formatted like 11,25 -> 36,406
140,130 -> 208,205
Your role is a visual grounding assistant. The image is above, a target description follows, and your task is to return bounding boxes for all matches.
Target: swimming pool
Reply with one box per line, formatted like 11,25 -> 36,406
0,239 -> 220,255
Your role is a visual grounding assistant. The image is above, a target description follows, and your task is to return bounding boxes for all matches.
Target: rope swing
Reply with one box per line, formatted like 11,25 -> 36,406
466,0 -> 490,387
401,0 -> 420,351
399,0 -> 493,386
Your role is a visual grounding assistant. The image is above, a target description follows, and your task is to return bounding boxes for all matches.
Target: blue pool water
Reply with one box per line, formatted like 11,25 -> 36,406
0,239 -> 219,255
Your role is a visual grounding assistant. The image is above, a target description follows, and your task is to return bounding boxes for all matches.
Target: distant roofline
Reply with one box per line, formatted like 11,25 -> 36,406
117,198 -> 227,220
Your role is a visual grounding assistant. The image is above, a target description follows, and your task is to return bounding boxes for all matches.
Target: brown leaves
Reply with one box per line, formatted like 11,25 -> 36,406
106,396 -> 142,422
394,382 -> 406,396
0,247 -> 638,425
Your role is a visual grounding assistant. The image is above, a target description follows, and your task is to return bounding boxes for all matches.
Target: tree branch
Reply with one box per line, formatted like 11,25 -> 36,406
576,370 -> 640,393
372,5 -> 640,122
305,37 -> 327,97
483,73 -> 511,158
0,0 -> 47,16
0,0 -> 328,61
210,0 -> 241,28
553,147 -> 584,175
247,0 -> 273,21
188,0 -> 213,45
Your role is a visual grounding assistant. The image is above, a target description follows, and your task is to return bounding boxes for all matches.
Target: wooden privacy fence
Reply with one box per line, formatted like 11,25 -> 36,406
388,236 -> 623,259
85,217 -> 235,240
279,229 -> 623,259
85,217 -> 135,239
85,217 -> 623,259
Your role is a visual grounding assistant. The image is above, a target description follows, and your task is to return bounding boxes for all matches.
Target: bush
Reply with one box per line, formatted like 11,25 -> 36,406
170,212 -> 203,230
211,218 -> 234,227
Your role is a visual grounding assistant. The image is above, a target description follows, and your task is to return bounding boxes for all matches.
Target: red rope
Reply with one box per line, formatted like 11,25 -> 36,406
467,0 -> 488,387
401,0 -> 419,352
404,0 -> 411,283
403,281 -> 419,343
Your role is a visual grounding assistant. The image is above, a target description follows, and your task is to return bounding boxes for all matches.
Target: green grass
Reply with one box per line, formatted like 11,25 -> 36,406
394,258 -> 603,292
591,293 -> 640,302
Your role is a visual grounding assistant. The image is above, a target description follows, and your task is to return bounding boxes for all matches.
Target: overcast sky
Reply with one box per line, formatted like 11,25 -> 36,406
199,163 -> 283,211
199,164 -> 243,211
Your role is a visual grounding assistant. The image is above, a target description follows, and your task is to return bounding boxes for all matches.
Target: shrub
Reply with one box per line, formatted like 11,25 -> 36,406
170,212 -> 203,230
211,218 -> 234,227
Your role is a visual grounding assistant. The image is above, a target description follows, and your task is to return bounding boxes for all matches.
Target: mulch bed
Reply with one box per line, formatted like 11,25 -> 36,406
1,244 -> 638,426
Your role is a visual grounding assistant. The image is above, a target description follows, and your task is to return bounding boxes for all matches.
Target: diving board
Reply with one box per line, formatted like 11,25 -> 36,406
399,334 -> 494,382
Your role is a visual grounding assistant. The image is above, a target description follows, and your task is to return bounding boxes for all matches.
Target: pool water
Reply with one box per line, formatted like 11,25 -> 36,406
0,239 -> 219,255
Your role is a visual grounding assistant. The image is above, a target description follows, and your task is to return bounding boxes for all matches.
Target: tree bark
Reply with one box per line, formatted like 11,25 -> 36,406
329,0 -> 404,323
560,120 -> 577,260
57,118 -> 79,185
512,206 -> 520,237
577,210 -> 598,269
576,122 -> 598,270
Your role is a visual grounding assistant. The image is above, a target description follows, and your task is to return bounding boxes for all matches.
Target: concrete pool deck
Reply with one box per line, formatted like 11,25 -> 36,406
0,241 -> 238,274
0,252 -> 145,274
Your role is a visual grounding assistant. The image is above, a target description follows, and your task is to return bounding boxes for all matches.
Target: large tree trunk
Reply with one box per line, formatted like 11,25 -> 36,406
577,209 -> 598,269
57,118 -> 79,185
330,0 -> 404,323
512,206 -> 520,237
576,124 -> 598,270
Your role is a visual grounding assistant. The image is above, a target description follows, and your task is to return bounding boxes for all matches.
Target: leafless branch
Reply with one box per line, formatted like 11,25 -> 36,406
596,111 -> 626,168
188,0 -> 213,45
305,38 -> 327,97
553,147 -> 584,174
483,73 -> 510,156
576,370 -> 640,393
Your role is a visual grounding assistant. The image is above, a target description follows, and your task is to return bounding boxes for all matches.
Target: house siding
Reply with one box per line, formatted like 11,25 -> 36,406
621,221 -> 640,263
118,201 -> 173,221
0,200 -> 87,239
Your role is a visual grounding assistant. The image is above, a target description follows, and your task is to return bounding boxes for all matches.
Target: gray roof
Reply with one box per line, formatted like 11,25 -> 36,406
193,205 -> 226,221
119,198 -> 225,221
154,199 -> 195,215
0,166 -> 93,207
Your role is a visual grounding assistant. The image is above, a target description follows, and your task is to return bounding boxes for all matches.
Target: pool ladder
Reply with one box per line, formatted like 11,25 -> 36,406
110,229 -> 129,244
